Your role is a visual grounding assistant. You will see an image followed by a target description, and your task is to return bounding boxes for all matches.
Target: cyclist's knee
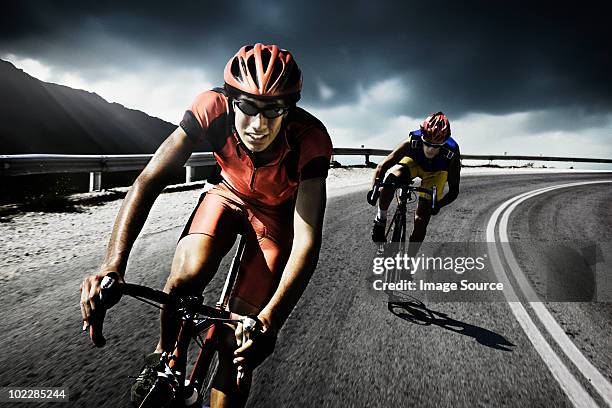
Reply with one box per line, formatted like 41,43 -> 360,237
167,234 -> 222,292
379,172 -> 399,201
165,273 -> 197,294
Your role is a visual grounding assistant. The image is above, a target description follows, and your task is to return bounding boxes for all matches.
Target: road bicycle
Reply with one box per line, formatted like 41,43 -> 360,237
367,180 -> 436,295
95,233 -> 254,408
367,180 -> 436,244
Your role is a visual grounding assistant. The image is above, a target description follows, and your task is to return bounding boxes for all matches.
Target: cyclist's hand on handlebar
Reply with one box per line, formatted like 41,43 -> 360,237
233,316 -> 277,373
79,271 -> 115,347
368,166 -> 385,206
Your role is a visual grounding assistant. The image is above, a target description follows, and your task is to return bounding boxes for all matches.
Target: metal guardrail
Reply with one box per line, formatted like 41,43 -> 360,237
0,153 -> 216,191
331,149 -> 612,165
0,153 -> 217,176
1,150 -> 611,192
460,154 -> 612,164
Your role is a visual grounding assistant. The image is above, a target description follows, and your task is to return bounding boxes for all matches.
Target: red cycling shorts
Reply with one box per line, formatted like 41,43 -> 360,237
181,182 -> 294,311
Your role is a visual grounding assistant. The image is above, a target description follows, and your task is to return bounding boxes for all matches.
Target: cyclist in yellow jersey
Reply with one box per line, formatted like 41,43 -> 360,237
371,112 -> 461,244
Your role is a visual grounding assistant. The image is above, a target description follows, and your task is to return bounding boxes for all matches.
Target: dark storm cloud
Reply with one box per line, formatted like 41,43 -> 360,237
2,0 -> 611,127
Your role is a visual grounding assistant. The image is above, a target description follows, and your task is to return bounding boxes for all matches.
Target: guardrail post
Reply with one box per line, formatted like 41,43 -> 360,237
89,172 -> 102,192
186,166 -> 194,183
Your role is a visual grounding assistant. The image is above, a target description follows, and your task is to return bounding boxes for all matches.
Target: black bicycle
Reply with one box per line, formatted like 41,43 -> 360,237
367,180 -> 437,296
367,180 -> 437,244
95,234 -> 255,408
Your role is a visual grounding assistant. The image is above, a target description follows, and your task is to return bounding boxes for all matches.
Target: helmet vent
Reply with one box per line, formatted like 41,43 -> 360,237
246,56 -> 259,88
261,48 -> 272,70
231,57 -> 242,82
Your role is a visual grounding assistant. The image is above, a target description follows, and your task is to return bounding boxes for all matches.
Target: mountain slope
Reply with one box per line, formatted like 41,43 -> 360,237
0,60 -> 178,154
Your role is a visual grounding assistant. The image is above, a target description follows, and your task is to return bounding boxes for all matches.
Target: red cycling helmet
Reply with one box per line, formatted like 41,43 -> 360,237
224,43 -> 302,103
420,112 -> 451,145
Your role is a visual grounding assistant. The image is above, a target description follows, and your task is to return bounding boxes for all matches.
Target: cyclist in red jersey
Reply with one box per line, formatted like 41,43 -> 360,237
80,43 -> 332,407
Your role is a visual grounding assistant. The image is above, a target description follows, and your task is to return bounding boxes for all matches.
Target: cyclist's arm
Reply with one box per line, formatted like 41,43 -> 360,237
80,126 -> 197,342
372,138 -> 412,184
101,127 -> 197,276
258,176 -> 327,332
437,153 -> 461,208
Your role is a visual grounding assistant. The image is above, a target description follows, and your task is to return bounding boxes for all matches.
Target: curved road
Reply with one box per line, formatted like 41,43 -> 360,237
0,172 -> 610,407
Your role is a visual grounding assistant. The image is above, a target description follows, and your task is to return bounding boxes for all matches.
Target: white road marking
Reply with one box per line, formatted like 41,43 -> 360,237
486,180 -> 612,408
497,181 -> 612,406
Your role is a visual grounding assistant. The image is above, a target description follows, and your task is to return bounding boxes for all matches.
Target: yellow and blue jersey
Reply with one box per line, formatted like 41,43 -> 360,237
399,130 -> 461,201
402,129 -> 459,172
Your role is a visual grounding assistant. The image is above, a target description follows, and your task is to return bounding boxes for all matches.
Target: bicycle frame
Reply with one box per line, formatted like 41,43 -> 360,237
180,233 -> 247,397
170,233 -> 248,402
368,182 -> 437,244
99,233 -> 249,406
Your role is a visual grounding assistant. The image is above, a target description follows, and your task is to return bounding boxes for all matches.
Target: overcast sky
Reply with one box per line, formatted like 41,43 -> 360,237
2,0 -> 611,167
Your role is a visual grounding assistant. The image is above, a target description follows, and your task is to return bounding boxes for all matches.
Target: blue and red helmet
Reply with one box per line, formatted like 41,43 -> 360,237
421,112 -> 451,146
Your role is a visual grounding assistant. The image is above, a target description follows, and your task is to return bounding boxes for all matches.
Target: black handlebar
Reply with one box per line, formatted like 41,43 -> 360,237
93,272 -> 232,347
367,181 -> 437,209
99,273 -> 229,319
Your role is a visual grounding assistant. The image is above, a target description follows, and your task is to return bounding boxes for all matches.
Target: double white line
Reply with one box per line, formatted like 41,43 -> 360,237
486,180 -> 612,408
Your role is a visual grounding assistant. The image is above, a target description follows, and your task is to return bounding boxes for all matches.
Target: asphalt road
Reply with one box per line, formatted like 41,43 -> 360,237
0,172 -> 610,407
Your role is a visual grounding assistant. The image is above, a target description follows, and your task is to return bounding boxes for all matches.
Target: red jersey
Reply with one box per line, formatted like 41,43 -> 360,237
180,89 -> 333,207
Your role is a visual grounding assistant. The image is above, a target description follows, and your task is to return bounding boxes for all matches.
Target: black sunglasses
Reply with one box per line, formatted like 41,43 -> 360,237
233,99 -> 288,119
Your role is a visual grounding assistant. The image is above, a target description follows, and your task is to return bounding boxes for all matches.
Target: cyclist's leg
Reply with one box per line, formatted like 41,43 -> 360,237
210,203 -> 293,407
409,170 -> 448,243
409,199 -> 432,242
131,191 -> 244,406
378,160 -> 415,212
156,234 -> 236,353
373,160 -> 416,242
419,170 -> 447,203
156,191 -> 242,353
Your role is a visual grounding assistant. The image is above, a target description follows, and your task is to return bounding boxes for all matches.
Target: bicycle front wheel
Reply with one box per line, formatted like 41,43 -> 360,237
188,324 -> 221,406
199,349 -> 219,404
389,208 -> 407,244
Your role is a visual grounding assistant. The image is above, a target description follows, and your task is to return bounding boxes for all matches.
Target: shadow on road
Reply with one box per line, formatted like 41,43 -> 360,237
388,299 -> 515,352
